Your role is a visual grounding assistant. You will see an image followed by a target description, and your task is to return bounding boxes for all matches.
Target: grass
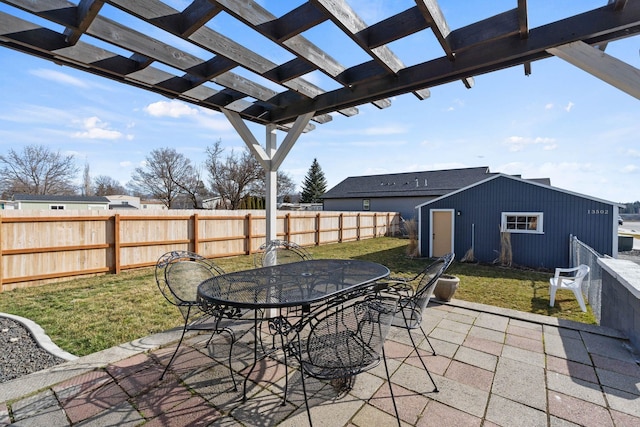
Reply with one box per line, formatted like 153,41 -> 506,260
0,237 -> 596,357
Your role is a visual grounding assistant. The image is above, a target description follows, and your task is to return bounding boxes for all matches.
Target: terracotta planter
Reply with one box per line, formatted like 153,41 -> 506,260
434,275 -> 460,302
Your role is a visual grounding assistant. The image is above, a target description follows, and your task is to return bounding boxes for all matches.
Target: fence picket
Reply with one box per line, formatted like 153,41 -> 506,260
0,210 -> 400,290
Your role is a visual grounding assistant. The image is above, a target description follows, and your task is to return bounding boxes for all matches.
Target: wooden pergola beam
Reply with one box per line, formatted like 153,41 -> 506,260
547,41 -> 640,99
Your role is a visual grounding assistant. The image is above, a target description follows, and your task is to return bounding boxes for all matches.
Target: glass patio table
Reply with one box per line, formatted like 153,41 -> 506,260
197,258 -> 390,401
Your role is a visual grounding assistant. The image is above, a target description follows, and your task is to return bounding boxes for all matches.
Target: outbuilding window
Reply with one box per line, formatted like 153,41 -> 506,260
362,199 -> 370,211
49,204 -> 65,210
501,212 -> 543,234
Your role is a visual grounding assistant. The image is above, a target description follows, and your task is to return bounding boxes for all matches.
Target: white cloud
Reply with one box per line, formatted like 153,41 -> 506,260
545,103 -> 554,110
445,99 -> 464,112
565,101 -> 575,112
141,100 -> 231,131
621,165 -> 638,173
119,161 -> 132,167
626,149 -> 640,158
0,105 -> 75,124
29,68 -> 89,88
72,116 -> 128,140
504,135 -> 557,152
144,100 -> 199,118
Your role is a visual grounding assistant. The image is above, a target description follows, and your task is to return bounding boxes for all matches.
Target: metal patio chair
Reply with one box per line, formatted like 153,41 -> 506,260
381,252 -> 455,392
291,293 -> 401,427
155,251 -> 237,388
254,239 -> 312,267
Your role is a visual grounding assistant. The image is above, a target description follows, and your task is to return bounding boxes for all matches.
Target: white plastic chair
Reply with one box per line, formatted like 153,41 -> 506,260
549,265 -> 590,312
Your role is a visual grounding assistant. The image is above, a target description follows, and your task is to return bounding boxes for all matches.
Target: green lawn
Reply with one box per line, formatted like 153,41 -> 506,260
0,237 -> 595,357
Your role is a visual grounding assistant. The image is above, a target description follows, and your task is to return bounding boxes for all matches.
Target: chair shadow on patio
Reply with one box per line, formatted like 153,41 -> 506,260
6,298 -> 639,426
143,314 -> 416,426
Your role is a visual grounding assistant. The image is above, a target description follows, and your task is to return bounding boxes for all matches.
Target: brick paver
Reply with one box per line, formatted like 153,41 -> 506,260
2,300 -> 638,426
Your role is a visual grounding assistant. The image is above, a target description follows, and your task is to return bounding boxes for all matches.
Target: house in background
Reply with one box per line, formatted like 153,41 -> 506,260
0,200 -> 16,210
418,174 -> 621,270
11,194 -> 110,210
322,167 -> 550,221
106,195 -> 140,210
140,199 -> 167,210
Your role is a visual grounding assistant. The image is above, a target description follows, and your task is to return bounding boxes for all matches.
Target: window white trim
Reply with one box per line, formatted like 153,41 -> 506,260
49,204 -> 65,210
501,212 -> 543,234
362,199 -> 370,211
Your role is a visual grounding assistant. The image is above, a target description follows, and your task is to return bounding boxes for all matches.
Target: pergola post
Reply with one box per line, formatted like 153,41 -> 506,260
221,109 -> 315,245
265,125 -> 278,242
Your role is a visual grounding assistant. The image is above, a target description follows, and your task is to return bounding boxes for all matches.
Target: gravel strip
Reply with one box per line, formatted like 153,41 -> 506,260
0,317 -> 65,383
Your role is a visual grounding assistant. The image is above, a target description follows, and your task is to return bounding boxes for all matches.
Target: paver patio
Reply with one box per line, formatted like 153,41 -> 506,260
1,299 -> 639,426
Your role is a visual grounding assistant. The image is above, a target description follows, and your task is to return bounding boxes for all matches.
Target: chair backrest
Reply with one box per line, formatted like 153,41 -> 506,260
297,295 -> 397,379
155,251 -> 225,319
412,252 -> 455,310
553,264 -> 590,286
254,239 -> 312,267
575,264 -> 590,281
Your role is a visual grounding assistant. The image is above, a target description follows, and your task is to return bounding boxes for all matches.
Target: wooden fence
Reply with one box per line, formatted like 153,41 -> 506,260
0,210 -> 401,291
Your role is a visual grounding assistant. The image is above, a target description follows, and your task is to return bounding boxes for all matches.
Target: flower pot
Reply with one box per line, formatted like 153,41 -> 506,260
434,275 -> 460,302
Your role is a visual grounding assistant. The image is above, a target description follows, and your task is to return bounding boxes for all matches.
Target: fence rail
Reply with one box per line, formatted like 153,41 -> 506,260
0,210 -> 400,291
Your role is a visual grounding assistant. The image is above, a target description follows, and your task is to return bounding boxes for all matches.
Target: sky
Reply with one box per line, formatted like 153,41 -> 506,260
0,0 -> 639,203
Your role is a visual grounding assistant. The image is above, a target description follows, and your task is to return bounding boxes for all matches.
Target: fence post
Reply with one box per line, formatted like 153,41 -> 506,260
114,214 -> 121,274
315,213 -> 321,246
568,234 -> 572,267
373,213 -> 377,237
286,213 -> 291,241
247,213 -> 252,255
356,213 -> 361,240
386,213 -> 390,236
193,213 -> 199,253
339,213 -> 343,243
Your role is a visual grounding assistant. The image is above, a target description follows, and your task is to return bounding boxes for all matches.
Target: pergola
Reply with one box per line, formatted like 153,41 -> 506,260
1,0 -> 639,241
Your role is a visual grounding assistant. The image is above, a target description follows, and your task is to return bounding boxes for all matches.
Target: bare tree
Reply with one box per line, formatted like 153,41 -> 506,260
127,148 -> 197,209
250,169 -> 297,200
205,141 -> 262,209
82,162 -> 92,196
93,175 -> 127,196
172,165 -> 211,209
0,144 -> 79,196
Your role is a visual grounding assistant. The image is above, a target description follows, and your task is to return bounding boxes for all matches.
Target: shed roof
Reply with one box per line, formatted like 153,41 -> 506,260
13,194 -> 110,203
322,167 -> 496,199
415,173 -> 624,209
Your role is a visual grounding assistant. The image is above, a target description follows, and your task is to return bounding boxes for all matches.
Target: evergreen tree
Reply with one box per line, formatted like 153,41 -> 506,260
300,158 -> 327,203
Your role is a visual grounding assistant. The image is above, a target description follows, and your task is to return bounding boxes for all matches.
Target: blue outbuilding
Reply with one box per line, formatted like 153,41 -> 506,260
417,174 -> 622,270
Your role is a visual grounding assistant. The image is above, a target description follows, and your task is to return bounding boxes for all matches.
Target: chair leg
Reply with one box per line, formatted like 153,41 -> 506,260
549,284 -> 557,307
204,327 -> 238,391
160,323 -> 189,380
419,325 -> 436,355
572,288 -> 587,312
402,312 -> 438,391
382,345 -> 402,427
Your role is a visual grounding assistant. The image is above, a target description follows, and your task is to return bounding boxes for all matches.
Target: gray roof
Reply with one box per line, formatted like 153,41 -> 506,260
13,194 -> 110,203
416,173 -> 621,209
322,167 -> 495,199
